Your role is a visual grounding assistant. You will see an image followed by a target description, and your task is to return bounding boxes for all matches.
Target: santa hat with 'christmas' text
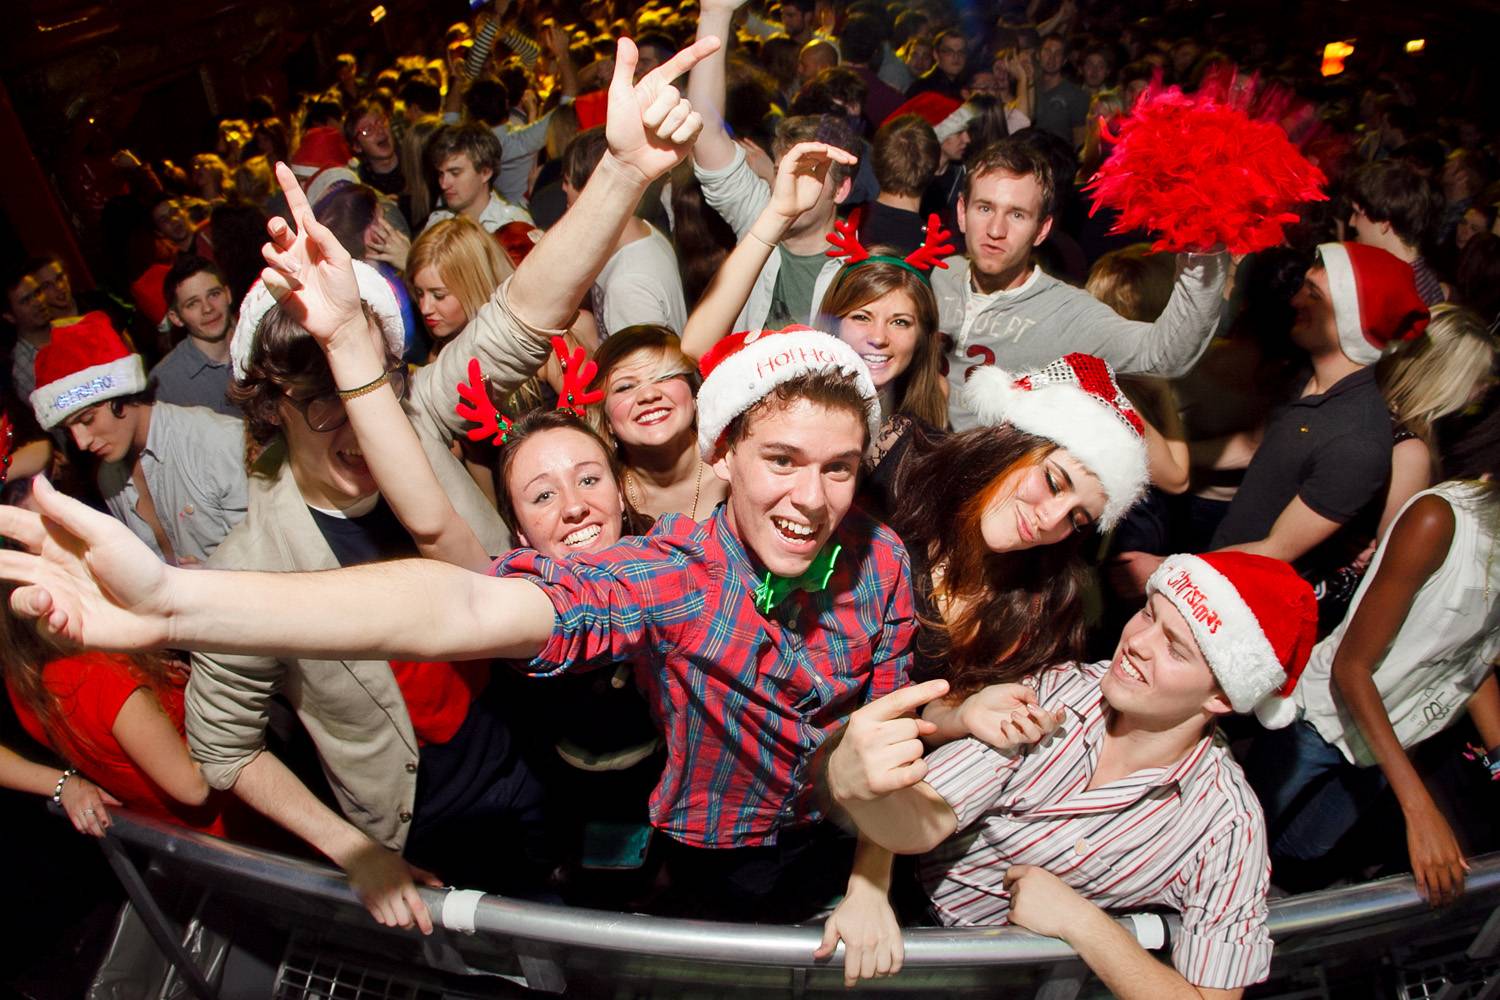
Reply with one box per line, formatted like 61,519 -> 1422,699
696,326 -> 880,459
1318,242 -> 1429,365
1147,551 -> 1318,729
231,259 -> 406,382
30,312 -> 147,429
963,353 -> 1148,530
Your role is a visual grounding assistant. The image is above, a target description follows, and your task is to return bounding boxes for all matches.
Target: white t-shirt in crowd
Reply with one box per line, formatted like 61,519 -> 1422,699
590,224 -> 688,339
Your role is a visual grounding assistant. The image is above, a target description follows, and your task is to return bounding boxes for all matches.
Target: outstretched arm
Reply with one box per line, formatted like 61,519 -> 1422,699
680,142 -> 855,358
0,478 -> 555,661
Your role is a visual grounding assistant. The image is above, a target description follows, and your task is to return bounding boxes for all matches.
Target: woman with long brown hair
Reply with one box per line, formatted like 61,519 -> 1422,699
2,588 -> 226,835
819,354 -> 1154,985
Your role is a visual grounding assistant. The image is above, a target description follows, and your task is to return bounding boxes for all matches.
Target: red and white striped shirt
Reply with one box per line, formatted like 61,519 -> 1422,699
919,660 -> 1273,990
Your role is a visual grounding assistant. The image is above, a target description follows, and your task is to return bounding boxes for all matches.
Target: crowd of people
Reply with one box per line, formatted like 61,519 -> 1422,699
1,0 -> 1498,993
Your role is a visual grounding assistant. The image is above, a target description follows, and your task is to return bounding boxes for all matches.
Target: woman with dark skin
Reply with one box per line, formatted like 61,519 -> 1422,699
1246,464 -> 1500,905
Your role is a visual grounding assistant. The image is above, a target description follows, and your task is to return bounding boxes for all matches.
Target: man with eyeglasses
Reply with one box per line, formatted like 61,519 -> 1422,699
344,100 -> 406,200
53,35 -> 724,935
28,310 -> 246,566
906,29 -> 968,101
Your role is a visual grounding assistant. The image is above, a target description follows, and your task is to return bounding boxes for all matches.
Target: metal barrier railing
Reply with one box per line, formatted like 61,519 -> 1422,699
93,809 -> 1500,998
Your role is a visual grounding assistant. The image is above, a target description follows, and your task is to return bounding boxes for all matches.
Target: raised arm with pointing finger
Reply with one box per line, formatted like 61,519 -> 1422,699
0,35 -> 727,938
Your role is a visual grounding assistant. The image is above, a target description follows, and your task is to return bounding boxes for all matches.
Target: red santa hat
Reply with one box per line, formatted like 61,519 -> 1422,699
962,354 -> 1148,530
30,312 -> 147,429
573,90 -> 609,132
696,326 -> 880,460
1317,242 -> 1429,365
231,259 -> 405,382
1147,552 -> 1318,729
290,126 -> 355,179
884,93 -> 973,141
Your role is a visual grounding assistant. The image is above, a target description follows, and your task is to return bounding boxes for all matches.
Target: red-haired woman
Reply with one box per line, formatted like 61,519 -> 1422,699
818,354 -> 1156,985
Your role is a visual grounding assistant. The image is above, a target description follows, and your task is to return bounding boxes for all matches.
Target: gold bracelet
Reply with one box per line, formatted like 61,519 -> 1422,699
746,230 -> 777,249
336,370 -> 392,401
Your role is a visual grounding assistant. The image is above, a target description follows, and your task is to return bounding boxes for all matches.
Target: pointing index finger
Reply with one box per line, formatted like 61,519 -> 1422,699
867,678 -> 951,720
649,35 -> 722,86
275,161 -> 313,227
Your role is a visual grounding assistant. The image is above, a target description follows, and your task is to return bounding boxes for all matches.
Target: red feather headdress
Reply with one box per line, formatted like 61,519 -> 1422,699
1084,69 -> 1328,254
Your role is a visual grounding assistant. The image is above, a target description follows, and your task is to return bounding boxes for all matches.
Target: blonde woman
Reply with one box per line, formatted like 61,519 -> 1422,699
1316,303 -> 1498,617
408,216 -> 516,360
1376,303 -> 1498,533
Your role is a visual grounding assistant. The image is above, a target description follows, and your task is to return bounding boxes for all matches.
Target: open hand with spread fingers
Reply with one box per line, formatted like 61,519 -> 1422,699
0,477 -> 175,651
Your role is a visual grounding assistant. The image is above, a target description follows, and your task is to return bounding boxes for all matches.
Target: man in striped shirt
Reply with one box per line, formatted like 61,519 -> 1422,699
827,552 -> 1319,996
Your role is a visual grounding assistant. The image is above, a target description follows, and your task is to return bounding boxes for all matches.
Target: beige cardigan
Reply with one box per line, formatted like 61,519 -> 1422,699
185,279 -> 555,849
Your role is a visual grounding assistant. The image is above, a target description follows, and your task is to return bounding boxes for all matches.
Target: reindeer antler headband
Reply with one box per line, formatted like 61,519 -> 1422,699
454,336 -> 606,445
825,213 -> 954,283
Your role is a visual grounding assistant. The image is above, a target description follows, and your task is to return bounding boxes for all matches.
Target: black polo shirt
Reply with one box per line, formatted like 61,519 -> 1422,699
1211,367 -> 1392,571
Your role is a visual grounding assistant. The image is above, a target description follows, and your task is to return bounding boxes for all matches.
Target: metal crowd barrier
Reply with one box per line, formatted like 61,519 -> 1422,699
93,810 -> 1500,999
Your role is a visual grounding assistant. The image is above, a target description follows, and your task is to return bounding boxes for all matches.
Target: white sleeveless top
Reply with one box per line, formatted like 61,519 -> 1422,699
1296,482 -> 1500,767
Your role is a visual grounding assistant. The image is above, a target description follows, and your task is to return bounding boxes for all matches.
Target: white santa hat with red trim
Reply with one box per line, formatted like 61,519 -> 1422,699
1317,242 -> 1430,365
231,259 -> 405,382
962,353 -> 1148,530
29,312 -> 147,429
1146,551 -> 1318,729
696,326 -> 880,460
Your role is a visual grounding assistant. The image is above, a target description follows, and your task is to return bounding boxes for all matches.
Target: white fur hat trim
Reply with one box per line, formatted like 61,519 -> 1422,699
696,328 -> 879,460
230,259 -> 405,382
30,355 -> 147,429
962,365 -> 1148,530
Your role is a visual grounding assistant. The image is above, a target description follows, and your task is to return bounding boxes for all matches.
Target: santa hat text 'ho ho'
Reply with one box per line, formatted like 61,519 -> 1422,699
696,326 -> 880,460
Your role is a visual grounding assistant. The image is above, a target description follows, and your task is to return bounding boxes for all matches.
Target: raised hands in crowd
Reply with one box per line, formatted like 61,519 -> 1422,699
1,0 -> 1497,991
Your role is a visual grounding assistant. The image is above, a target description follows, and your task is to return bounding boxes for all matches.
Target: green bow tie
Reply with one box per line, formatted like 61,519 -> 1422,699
752,543 -> 843,614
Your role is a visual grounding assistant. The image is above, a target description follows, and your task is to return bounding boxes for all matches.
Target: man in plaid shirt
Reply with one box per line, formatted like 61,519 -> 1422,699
0,327 -> 916,922
490,327 -> 914,919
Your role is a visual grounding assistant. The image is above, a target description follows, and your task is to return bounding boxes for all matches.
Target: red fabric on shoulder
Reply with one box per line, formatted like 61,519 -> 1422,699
6,652 -> 227,836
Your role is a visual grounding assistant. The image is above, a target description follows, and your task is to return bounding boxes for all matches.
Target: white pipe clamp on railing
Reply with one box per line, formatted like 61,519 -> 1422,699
441,888 -> 487,935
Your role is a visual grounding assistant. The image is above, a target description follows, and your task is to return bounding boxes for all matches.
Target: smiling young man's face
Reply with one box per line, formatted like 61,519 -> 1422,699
713,395 -> 866,577
1100,593 -> 1231,728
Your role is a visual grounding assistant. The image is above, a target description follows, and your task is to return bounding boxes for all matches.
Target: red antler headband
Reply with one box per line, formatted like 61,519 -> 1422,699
825,214 -> 954,282
454,336 -> 607,445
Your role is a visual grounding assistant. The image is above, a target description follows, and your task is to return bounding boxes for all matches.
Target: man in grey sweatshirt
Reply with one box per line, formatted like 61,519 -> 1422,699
937,139 -> 1230,431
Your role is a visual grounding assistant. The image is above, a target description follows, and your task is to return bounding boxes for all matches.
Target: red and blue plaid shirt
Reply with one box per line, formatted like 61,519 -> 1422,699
495,505 -> 914,848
